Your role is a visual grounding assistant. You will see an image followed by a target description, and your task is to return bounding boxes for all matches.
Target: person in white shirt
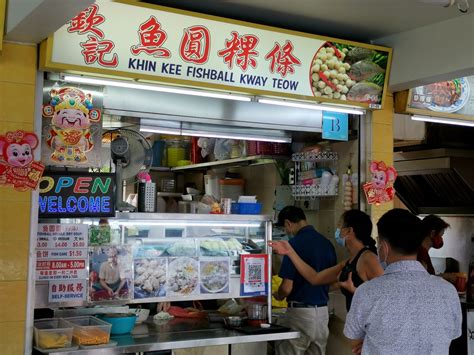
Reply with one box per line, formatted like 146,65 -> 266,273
344,208 -> 462,355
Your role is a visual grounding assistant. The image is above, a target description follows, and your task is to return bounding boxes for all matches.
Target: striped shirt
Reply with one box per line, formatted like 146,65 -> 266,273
344,260 -> 462,355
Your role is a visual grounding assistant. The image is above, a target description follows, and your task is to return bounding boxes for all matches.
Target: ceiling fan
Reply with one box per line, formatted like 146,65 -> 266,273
417,0 -> 470,12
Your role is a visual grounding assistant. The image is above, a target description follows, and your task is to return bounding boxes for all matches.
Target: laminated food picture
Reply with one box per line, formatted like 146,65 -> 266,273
200,258 -> 230,294
133,257 -> 167,299
309,42 -> 389,105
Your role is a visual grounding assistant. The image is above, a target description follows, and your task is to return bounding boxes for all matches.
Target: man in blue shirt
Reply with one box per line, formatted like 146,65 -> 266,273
274,206 -> 337,355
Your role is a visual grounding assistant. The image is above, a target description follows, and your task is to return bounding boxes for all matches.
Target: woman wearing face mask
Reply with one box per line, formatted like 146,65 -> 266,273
417,215 -> 450,275
270,209 -> 384,310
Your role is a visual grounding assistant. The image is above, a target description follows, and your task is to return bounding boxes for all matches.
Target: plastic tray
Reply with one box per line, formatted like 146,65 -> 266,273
34,318 -> 73,350
228,323 -> 291,335
231,203 -> 263,215
63,316 -> 112,346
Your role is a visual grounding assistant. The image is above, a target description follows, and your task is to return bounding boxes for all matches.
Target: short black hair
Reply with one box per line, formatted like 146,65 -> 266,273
377,208 -> 424,255
422,215 -> 450,237
342,210 -> 376,253
276,206 -> 306,227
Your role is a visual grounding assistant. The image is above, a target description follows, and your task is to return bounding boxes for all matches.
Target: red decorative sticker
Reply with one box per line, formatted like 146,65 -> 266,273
0,130 -> 44,191
363,161 -> 398,205
67,4 -> 105,39
218,31 -> 259,71
265,41 -> 301,77
179,25 -> 211,64
130,16 -> 171,58
42,87 -> 102,165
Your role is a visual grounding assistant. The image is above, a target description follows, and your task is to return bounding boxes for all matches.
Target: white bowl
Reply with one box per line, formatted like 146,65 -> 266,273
131,308 -> 150,324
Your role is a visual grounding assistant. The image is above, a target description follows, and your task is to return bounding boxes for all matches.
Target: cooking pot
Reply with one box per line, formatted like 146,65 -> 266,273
247,303 -> 268,320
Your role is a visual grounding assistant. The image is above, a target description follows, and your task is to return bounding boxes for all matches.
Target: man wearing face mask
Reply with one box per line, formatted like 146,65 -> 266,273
273,206 -> 336,355
417,215 -> 450,275
344,209 -> 461,355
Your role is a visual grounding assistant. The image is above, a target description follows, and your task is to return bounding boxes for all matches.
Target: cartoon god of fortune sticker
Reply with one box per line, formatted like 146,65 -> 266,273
42,87 -> 101,165
0,130 -> 45,191
363,161 -> 398,205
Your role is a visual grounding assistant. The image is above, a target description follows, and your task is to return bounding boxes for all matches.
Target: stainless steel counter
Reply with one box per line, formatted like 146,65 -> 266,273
41,318 -> 300,354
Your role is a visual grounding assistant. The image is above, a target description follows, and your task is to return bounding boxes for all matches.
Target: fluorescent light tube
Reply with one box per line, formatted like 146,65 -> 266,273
411,115 -> 474,127
140,126 -> 182,135
181,130 -> 291,143
110,221 -> 261,227
63,75 -> 252,102
258,98 -> 365,115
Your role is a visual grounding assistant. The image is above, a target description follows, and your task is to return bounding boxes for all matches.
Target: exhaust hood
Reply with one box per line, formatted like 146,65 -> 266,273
394,148 -> 474,216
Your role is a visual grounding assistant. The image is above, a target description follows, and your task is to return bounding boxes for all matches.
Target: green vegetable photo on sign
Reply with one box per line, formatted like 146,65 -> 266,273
310,42 -> 389,105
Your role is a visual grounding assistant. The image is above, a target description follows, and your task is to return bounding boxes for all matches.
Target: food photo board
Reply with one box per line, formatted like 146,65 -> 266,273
397,75 -> 474,121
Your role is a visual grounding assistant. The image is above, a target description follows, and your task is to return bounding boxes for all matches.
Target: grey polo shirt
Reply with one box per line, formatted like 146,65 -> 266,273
344,260 -> 462,355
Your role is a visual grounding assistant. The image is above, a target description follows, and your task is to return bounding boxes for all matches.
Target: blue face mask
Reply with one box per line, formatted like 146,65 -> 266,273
335,228 -> 345,247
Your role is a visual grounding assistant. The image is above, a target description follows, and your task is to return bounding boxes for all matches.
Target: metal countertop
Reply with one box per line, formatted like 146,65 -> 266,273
42,318 -> 300,354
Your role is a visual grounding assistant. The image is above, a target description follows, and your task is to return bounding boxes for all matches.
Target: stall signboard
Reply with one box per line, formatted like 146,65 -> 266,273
398,75 -> 474,121
41,82 -> 104,168
36,224 -> 89,281
48,280 -> 87,303
38,172 -> 115,218
40,0 -> 392,109
240,254 -> 268,296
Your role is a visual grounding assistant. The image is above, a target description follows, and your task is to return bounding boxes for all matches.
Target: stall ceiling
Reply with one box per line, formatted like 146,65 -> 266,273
143,0 -> 471,42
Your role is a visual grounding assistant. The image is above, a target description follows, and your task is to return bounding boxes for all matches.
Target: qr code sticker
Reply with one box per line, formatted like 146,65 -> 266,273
247,263 -> 262,284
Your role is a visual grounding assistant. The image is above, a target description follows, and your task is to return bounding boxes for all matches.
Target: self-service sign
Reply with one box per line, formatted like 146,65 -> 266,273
38,172 -> 115,218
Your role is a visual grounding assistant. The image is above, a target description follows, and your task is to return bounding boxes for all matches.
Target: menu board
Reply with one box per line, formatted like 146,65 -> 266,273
404,75 -> 474,119
131,241 -> 232,300
36,224 -> 89,281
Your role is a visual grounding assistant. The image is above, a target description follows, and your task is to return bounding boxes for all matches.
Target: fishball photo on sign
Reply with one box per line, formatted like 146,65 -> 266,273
89,245 -> 132,302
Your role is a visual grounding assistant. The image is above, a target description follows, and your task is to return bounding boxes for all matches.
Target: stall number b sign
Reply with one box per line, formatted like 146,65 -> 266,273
322,111 -> 348,141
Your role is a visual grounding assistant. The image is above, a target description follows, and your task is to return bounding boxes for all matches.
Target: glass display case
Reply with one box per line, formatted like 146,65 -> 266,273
35,213 -> 273,308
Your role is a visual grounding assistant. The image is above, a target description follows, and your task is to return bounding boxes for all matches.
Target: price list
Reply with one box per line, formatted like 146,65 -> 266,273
36,224 -> 89,281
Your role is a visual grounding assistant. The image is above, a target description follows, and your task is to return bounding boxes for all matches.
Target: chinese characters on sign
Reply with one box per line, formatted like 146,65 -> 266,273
131,16 -> 171,58
49,280 -> 87,303
49,1 -> 391,106
218,32 -> 259,71
36,224 -> 89,281
180,25 -> 210,64
265,41 -> 301,77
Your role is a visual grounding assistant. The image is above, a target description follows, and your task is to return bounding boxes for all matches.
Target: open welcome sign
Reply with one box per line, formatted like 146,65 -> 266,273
38,172 -> 115,218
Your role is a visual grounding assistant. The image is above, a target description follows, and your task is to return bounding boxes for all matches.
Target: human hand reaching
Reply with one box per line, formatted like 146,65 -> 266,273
267,240 -> 294,256
338,271 -> 357,294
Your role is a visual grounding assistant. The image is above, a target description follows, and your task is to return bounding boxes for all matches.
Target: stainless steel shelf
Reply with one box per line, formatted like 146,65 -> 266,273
42,319 -> 300,354
170,155 -> 288,172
